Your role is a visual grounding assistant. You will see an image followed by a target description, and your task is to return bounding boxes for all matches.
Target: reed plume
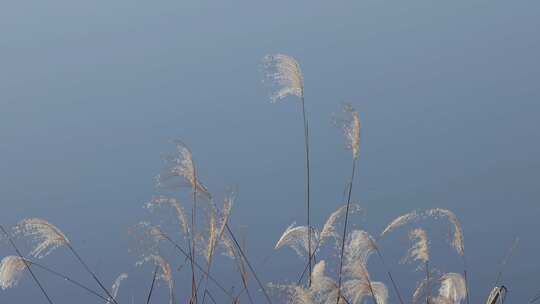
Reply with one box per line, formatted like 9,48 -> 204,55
380,211 -> 420,237
404,228 -> 430,267
157,140 -> 212,303
263,53 -> 313,284
425,209 -> 468,304
145,196 -> 190,236
275,223 -> 314,258
335,103 -> 361,304
438,273 -> 467,304
107,273 -> 128,304
297,204 -> 362,284
157,140 -> 211,201
15,218 -> 69,258
137,255 -> 175,304
0,256 -> 27,290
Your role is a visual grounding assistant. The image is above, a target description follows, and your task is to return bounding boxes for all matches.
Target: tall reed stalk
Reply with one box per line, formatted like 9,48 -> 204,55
0,225 -> 54,304
335,159 -> 357,304
335,103 -> 361,304
263,54 -> 313,285
145,265 -> 159,304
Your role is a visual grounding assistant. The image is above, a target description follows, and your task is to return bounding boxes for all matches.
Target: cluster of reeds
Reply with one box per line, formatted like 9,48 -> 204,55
0,54 -> 524,304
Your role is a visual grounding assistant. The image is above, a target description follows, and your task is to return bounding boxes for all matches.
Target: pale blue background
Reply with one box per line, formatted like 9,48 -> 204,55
1,1 -> 540,303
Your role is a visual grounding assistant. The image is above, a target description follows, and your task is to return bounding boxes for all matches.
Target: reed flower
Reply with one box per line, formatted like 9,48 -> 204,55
0,256 -> 27,290
425,209 -> 465,257
334,103 -> 361,159
15,218 -> 69,258
106,273 -> 128,304
438,273 -> 466,304
137,255 -> 174,304
380,211 -> 420,237
262,54 -> 304,102
403,228 -> 430,266
157,140 -> 211,201
145,196 -> 190,235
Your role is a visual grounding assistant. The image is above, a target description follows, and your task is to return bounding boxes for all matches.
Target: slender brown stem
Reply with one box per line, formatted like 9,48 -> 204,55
225,224 -> 272,304
372,247 -> 405,304
158,231 -> 235,300
335,159 -> 356,304
191,173 -> 198,304
300,96 -> 312,286
0,225 -> 54,304
146,265 -> 159,304
66,243 -> 119,304
29,261 -> 108,301
426,261 -> 430,304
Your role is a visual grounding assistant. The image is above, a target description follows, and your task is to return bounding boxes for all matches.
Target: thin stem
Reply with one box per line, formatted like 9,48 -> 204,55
191,173 -> 198,304
0,225 -> 54,304
463,256 -> 470,304
300,96 -> 312,286
29,261 -> 108,301
225,224 -> 272,304
373,247 -> 405,304
335,159 -> 357,304
159,231 -> 235,300
66,243 -> 119,304
426,261 -> 430,304
146,265 -> 159,304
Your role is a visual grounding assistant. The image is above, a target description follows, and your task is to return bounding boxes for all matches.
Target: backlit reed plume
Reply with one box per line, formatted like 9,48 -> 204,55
342,230 -> 384,304
17,218 -> 117,304
263,53 -> 313,284
0,224 -> 54,304
15,218 -> 69,258
145,196 -> 190,236
405,228 -> 431,304
275,223 -> 314,258
0,256 -> 27,289
335,103 -> 362,303
438,273 -> 466,304
425,209 -> 464,257
262,54 -> 304,102
157,140 -> 211,302
297,204 -> 362,284
157,140 -> 211,201
404,228 -> 430,267
107,273 -> 128,304
138,255 -> 175,304
425,209 -> 468,304
270,260 -> 344,304
380,211 -> 420,237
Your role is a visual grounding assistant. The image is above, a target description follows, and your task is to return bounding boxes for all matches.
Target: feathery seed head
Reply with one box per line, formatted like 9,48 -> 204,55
15,218 -> 69,258
263,54 -> 304,103
404,228 -> 430,265
0,256 -> 27,290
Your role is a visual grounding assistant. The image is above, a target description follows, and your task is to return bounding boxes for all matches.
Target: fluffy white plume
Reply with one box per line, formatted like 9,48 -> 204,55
0,256 -> 27,290
263,54 -> 304,102
425,209 -> 465,256
157,140 -> 211,201
438,273 -> 467,304
145,196 -> 190,235
404,228 -> 430,265
275,223 -> 318,257
106,273 -> 128,304
137,255 -> 174,304
336,103 -> 361,159
16,218 -> 69,258
380,211 -> 420,237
